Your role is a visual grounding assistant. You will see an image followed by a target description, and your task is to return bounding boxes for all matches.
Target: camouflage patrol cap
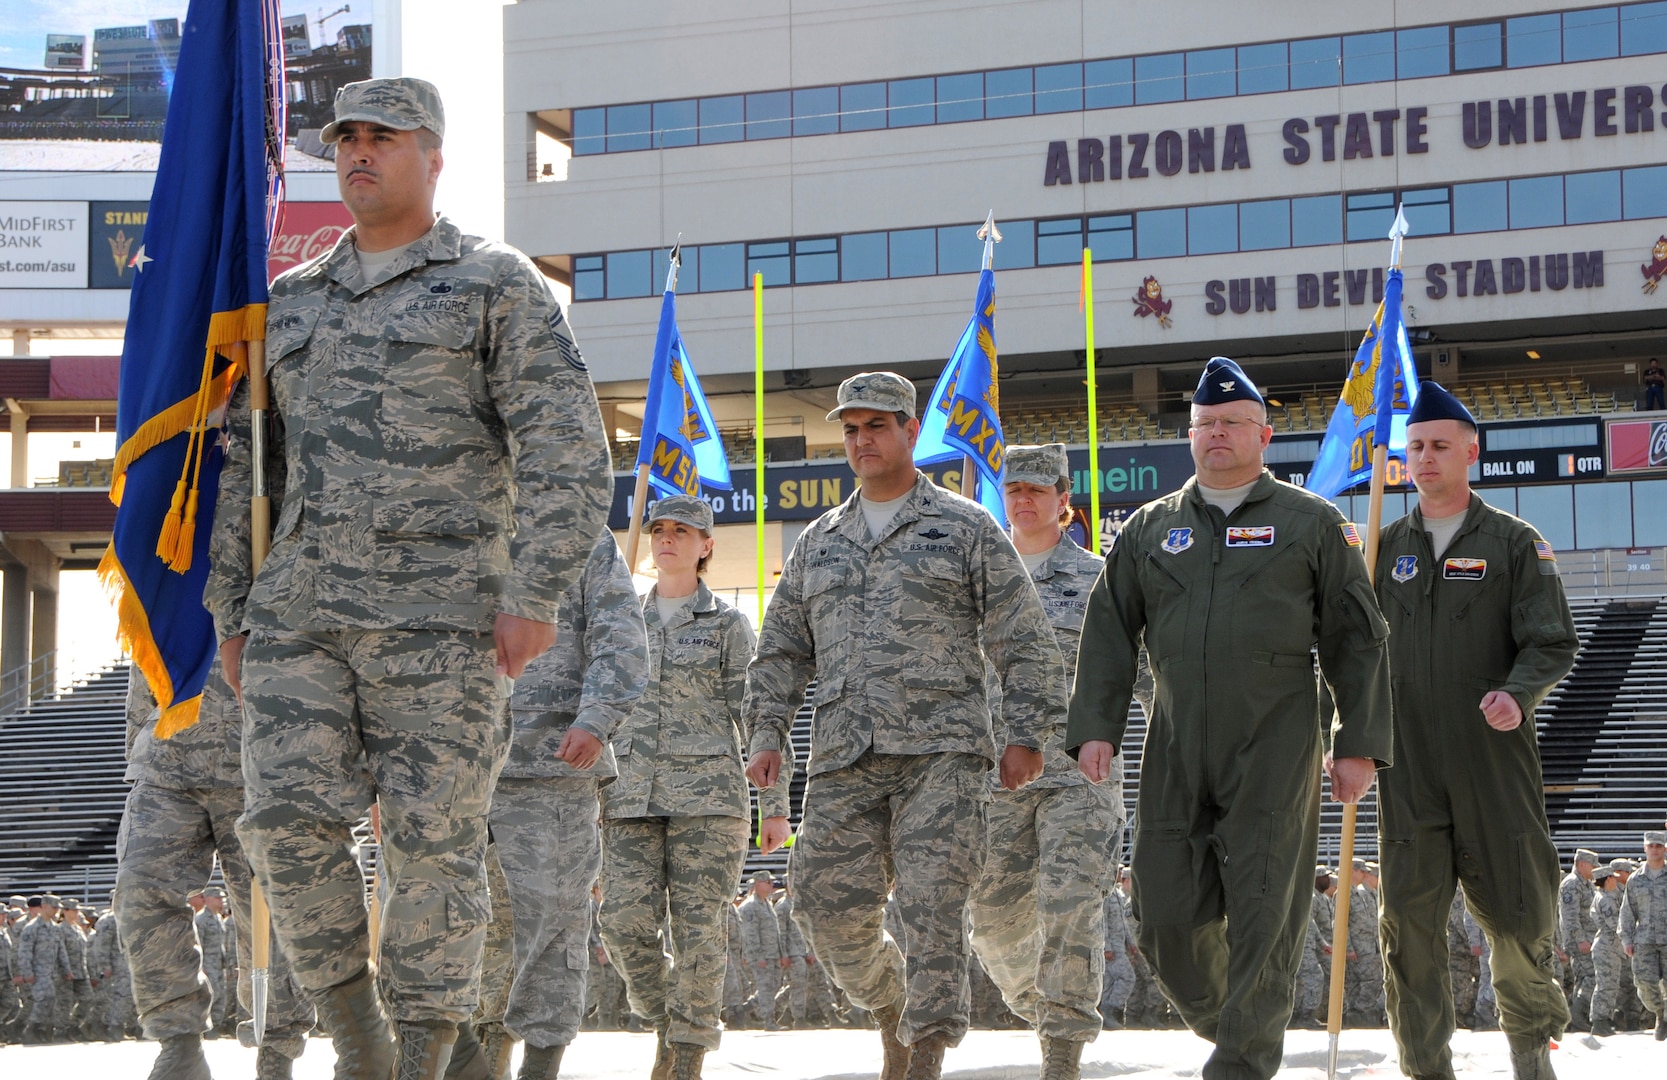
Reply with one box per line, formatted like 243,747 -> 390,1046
751,870 -> 772,883
1610,858 -> 1637,873
41,894 -> 61,908
7,894 -> 23,907
1576,848 -> 1601,864
826,371 -> 917,421
1592,865 -> 1614,882
1644,831 -> 1667,846
647,494 -> 714,533
321,77 -> 445,144
203,886 -> 227,899
1005,443 -> 1070,488
61,898 -> 80,910
186,888 -> 205,899
1351,857 -> 1366,871
1361,861 -> 1379,874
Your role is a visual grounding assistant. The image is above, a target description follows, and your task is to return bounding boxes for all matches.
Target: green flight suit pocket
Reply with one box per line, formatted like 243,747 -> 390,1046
1513,593 -> 1570,647
1337,580 -> 1389,646
1131,820 -> 1203,928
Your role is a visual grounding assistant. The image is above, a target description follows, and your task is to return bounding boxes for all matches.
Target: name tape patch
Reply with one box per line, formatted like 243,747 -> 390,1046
1443,557 -> 1487,580
1225,526 -> 1276,547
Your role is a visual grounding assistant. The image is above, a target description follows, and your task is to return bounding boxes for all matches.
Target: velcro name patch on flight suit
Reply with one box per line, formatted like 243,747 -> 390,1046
1225,526 -> 1276,547
1442,557 -> 1487,580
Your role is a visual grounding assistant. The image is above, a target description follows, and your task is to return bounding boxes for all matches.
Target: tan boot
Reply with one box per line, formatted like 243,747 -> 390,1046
669,1042 -> 707,1080
873,1003 -> 911,1080
903,1032 -> 950,1080
649,1023 -> 674,1080
309,966 -> 396,1080
1039,1036 -> 1084,1080
393,1021 -> 460,1080
479,1024 -> 517,1079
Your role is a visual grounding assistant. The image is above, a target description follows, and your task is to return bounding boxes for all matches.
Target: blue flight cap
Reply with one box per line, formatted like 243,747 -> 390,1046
1406,381 -> 1476,429
1192,357 -> 1264,407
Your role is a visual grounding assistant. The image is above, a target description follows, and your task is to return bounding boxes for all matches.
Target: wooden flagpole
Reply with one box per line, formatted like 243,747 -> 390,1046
246,337 -> 272,1046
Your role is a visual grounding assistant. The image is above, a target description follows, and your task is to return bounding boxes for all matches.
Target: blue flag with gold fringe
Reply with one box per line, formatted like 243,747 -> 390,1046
915,267 -> 1006,525
100,0 -> 285,737
635,283 -> 731,500
1305,267 -> 1421,501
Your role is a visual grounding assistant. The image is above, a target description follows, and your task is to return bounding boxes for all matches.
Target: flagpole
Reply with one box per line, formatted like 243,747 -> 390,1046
626,248 -> 684,573
754,272 -> 766,624
1083,250 -> 1101,553
1326,205 -> 1409,1080
969,212 -> 1000,506
245,337 -> 271,1047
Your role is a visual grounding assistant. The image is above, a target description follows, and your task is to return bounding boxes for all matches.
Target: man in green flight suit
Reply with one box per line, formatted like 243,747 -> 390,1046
1372,382 -> 1579,1080
1067,356 -> 1393,1080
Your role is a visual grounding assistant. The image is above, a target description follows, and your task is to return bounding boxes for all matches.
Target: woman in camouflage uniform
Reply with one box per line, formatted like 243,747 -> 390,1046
597,496 -> 788,1080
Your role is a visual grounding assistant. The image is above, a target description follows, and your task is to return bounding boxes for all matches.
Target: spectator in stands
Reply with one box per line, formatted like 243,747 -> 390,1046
1644,359 -> 1666,411
1373,383 -> 1580,1080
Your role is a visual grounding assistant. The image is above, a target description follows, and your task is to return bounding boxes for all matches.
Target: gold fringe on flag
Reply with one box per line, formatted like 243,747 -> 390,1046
102,302 -> 266,738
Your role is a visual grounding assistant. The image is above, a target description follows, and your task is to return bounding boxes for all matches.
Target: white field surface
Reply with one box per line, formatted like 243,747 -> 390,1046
0,1027 -> 1657,1078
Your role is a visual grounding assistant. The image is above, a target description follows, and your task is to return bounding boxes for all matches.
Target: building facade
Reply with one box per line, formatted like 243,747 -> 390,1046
504,0 -> 1667,567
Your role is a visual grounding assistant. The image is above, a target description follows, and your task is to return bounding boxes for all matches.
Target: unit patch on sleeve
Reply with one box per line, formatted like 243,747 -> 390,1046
1225,526 -> 1276,547
1442,557 -> 1487,580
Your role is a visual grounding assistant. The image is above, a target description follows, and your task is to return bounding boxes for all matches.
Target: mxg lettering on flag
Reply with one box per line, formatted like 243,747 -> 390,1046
916,262 -> 1006,524
635,279 -> 730,500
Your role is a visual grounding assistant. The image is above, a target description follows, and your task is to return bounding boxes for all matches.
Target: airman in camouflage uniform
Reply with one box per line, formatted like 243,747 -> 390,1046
738,873 -> 784,1028
776,884 -> 809,1027
0,907 -> 17,1040
190,891 -> 226,1035
89,905 -> 133,1040
205,76 -> 612,1080
1100,884 -> 1135,1027
600,496 -> 787,1079
1619,831 -> 1667,1039
967,444 -> 1120,1078
1345,860 -> 1384,1026
745,373 -> 1061,1080
470,531 -> 647,1080
1558,849 -> 1600,1030
55,899 -> 93,1039
15,895 -> 69,1042
723,896 -> 753,1028
1292,872 -> 1330,1029
1449,887 -> 1482,1028
1589,865 -> 1626,1035
116,663 -> 315,1080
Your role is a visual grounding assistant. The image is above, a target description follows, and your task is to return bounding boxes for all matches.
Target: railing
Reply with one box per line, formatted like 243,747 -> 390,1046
0,651 -> 61,719
1557,548 -> 1667,597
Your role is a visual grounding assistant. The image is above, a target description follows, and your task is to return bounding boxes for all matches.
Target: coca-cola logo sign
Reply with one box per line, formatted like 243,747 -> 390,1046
1651,421 -> 1667,468
267,202 -> 353,282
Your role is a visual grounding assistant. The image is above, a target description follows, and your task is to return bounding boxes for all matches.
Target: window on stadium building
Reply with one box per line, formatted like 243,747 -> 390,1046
566,3 -> 1667,156
567,162 -> 1656,300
